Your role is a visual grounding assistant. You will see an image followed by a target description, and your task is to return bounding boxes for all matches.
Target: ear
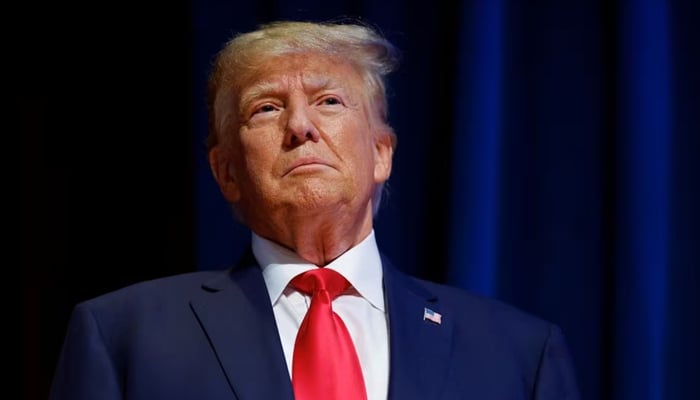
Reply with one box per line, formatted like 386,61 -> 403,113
373,129 -> 394,184
208,146 -> 241,203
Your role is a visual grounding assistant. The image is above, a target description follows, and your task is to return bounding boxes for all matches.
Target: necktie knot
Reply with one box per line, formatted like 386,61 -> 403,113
290,268 -> 349,300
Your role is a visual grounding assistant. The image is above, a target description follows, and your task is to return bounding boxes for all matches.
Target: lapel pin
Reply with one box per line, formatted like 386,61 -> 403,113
423,307 -> 442,325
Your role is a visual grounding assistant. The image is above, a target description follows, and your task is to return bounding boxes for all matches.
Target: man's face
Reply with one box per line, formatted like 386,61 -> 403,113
209,52 -> 393,232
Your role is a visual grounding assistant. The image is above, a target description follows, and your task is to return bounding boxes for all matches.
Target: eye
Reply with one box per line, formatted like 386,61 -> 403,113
253,104 -> 278,114
318,96 -> 342,106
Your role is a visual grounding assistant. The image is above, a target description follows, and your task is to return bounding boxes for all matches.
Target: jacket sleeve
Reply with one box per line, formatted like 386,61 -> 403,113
49,303 -> 123,400
533,324 -> 581,400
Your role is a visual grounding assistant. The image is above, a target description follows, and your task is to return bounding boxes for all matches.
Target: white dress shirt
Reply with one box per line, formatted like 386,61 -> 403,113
252,230 -> 389,400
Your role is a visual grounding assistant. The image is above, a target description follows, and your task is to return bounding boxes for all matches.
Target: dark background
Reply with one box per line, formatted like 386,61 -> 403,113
20,1 -> 698,399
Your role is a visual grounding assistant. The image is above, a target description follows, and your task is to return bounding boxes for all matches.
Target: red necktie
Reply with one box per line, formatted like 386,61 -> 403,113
290,268 -> 368,400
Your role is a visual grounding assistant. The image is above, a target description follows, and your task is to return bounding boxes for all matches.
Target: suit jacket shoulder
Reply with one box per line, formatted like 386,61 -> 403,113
381,258 -> 580,400
81,269 -> 220,305
410,274 -> 554,347
50,256 -> 294,400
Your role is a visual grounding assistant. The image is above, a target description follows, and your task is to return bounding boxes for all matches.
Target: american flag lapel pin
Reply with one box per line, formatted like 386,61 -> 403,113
423,307 -> 442,325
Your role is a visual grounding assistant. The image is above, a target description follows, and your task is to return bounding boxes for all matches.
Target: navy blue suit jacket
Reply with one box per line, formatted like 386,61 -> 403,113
50,250 -> 580,399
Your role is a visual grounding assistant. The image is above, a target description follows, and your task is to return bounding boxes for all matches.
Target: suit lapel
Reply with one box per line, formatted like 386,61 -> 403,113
190,250 -> 294,400
383,257 -> 454,400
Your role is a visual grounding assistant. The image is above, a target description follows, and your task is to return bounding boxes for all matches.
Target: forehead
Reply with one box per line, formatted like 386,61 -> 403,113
235,52 -> 365,97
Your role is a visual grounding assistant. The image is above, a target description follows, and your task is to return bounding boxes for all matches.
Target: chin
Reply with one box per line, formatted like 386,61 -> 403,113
287,188 -> 352,213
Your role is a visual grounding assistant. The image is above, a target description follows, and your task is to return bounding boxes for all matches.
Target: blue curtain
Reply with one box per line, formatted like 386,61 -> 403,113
192,1 -> 699,399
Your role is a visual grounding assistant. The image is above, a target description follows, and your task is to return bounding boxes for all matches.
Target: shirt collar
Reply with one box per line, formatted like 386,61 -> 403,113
252,230 -> 385,312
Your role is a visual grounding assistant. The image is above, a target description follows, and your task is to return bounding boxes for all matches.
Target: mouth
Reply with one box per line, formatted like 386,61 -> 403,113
283,156 -> 333,176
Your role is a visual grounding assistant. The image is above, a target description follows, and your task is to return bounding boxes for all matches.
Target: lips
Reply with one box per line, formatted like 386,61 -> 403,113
283,156 -> 333,176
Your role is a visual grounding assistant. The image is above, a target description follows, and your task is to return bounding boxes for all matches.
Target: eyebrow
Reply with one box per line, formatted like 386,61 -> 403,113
239,75 -> 340,110
240,80 -> 283,107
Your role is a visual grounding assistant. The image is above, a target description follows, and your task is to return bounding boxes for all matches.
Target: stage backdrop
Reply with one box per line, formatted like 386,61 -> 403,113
20,1 -> 698,399
191,2 -> 698,400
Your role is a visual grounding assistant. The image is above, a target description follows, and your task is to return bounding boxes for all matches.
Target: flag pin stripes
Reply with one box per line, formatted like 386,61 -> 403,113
423,307 -> 442,324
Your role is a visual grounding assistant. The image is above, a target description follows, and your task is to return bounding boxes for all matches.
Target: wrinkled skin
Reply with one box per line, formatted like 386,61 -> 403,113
209,53 -> 394,266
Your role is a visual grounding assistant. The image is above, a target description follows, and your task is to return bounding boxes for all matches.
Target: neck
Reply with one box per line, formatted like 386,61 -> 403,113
251,204 -> 374,266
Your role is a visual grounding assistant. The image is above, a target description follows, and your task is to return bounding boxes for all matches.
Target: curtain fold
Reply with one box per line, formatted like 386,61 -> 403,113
614,1 -> 671,399
447,0 -> 503,297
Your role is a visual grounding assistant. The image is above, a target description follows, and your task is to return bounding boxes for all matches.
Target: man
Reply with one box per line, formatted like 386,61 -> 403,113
50,20 -> 580,400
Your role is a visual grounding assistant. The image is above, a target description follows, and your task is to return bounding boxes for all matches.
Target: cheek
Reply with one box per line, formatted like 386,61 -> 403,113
330,113 -> 371,146
236,129 -> 279,176
239,125 -> 279,154
335,123 -> 380,185
345,122 -> 377,162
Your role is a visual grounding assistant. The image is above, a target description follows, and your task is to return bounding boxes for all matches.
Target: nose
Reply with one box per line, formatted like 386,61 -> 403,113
284,101 -> 321,147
